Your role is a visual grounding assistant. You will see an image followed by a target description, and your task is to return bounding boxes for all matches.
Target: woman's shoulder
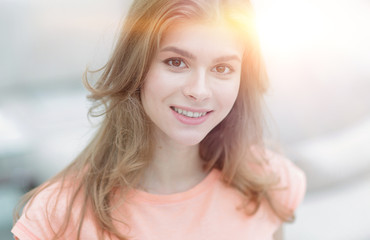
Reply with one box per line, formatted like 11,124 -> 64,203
23,177 -> 81,212
12,177 -> 98,240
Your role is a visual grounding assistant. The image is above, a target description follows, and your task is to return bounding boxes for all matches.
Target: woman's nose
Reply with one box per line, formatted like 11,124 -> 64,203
182,71 -> 212,102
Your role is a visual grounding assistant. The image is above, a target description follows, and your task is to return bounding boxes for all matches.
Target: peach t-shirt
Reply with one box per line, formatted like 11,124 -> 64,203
12,151 -> 306,240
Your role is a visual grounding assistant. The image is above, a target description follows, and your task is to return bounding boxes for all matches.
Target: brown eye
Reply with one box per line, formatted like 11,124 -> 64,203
216,66 -> 226,73
164,58 -> 187,68
212,64 -> 232,74
172,59 -> 181,67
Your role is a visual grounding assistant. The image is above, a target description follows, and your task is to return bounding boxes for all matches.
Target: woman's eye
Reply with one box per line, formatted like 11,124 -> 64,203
164,58 -> 187,68
212,65 -> 233,74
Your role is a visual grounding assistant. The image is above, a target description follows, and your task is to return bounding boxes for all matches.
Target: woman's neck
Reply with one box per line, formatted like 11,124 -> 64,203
138,136 -> 208,194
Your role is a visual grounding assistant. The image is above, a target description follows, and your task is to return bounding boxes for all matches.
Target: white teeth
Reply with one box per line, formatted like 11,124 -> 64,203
172,107 -> 207,118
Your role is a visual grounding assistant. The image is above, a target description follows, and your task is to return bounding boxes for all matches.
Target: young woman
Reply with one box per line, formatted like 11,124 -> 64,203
12,0 -> 306,239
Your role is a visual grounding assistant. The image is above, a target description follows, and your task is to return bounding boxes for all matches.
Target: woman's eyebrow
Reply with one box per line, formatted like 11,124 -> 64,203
160,46 -> 196,60
213,55 -> 241,63
160,46 -> 241,63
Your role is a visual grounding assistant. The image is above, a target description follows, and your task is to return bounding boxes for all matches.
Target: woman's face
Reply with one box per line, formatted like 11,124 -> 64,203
141,21 -> 244,146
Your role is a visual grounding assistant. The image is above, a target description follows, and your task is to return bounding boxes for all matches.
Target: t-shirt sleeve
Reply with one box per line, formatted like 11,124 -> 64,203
12,184 -> 66,240
265,149 -> 307,213
11,182 -> 85,240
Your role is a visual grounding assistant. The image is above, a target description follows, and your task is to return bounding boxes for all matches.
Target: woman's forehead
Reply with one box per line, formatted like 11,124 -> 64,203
158,21 -> 245,58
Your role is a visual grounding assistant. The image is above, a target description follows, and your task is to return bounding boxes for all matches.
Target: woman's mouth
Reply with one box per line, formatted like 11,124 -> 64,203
170,106 -> 209,118
170,106 -> 212,125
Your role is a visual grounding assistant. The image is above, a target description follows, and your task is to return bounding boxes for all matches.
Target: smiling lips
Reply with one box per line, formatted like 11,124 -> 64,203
171,106 -> 208,118
170,106 -> 212,125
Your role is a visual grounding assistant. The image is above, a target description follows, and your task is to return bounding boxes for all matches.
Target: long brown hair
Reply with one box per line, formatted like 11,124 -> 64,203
15,0 -> 293,239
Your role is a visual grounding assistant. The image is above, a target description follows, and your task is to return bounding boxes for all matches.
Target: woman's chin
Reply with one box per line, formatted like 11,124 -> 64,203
153,126 -> 210,147
172,137 -> 203,147
170,132 -> 208,147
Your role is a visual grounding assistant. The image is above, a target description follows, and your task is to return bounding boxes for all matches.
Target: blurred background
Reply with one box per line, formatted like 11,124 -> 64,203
0,0 -> 369,239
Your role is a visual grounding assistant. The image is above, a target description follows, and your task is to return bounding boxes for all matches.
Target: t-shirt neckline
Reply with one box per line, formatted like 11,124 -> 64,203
129,168 -> 221,204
